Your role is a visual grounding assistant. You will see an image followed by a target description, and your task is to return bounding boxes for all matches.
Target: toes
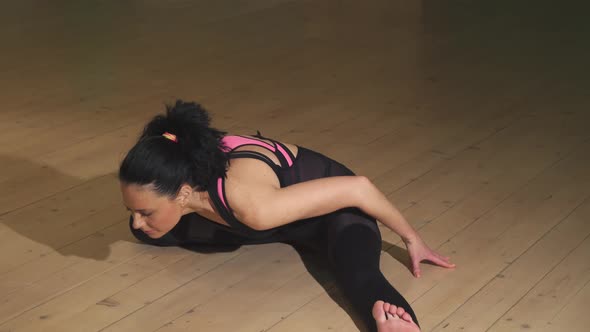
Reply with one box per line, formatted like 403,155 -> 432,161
396,306 -> 406,317
401,312 -> 414,323
372,301 -> 386,323
388,304 -> 398,317
374,301 -> 416,324
383,302 -> 391,313
383,302 -> 393,320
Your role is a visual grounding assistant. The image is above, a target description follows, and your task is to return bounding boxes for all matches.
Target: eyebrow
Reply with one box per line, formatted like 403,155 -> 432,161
124,206 -> 151,213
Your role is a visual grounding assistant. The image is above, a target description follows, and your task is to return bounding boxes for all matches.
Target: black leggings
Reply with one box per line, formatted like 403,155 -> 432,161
130,209 -> 418,331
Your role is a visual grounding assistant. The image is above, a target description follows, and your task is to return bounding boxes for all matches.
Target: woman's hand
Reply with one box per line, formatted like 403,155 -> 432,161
404,235 -> 456,278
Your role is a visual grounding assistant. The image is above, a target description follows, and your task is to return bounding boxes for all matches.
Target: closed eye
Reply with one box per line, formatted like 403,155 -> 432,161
124,206 -> 152,217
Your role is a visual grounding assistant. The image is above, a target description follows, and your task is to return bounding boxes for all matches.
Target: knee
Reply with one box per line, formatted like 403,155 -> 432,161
330,212 -> 382,244
329,223 -> 382,268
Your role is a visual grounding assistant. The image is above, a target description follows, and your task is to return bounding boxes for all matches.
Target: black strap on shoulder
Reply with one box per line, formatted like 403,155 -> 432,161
251,131 -> 294,168
229,151 -> 279,170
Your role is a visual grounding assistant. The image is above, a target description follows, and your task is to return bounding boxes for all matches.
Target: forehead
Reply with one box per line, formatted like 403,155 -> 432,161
120,183 -> 166,207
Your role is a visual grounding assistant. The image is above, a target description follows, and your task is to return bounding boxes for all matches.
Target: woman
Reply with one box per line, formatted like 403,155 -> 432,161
119,100 -> 455,332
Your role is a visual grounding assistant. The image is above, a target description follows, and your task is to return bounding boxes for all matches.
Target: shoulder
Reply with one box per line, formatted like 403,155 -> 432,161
225,156 -> 280,188
222,156 -> 280,223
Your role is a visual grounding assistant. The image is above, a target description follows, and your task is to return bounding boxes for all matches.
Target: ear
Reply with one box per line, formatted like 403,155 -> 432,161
176,184 -> 193,206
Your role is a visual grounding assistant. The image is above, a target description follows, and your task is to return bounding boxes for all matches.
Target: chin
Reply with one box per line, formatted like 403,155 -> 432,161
144,231 -> 163,239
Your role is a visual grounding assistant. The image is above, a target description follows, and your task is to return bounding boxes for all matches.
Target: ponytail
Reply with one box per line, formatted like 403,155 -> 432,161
118,100 -> 228,196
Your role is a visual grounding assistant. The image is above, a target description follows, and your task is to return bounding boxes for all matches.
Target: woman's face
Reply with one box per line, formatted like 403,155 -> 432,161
120,183 -> 183,239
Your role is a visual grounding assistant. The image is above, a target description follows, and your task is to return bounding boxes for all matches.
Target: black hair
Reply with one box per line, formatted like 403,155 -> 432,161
118,100 -> 228,196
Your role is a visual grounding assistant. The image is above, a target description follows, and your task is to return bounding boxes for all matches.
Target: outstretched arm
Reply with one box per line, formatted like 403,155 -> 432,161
226,164 -> 455,276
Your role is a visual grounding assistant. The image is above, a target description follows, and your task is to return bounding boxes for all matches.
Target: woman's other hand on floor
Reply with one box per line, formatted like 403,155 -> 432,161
404,236 -> 456,278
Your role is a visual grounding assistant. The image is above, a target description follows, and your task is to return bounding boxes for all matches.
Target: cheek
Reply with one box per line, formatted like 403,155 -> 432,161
150,205 -> 182,230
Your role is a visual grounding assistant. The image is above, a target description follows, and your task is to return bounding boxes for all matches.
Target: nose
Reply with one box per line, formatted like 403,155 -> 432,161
131,214 -> 146,229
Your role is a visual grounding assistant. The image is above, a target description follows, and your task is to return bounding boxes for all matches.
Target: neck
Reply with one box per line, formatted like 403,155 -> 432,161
182,190 -> 213,216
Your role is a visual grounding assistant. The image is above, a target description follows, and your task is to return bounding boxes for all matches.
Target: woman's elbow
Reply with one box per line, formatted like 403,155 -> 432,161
247,219 -> 271,231
240,209 -> 274,231
355,175 -> 371,187
353,175 -> 374,209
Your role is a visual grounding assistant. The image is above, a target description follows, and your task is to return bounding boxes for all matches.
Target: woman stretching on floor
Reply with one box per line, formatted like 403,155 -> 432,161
118,100 -> 455,332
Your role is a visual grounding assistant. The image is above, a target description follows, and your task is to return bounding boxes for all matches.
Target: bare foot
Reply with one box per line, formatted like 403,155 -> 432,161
372,301 -> 421,332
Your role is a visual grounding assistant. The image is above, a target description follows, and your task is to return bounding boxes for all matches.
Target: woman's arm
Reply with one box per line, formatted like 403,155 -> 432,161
225,159 -> 455,277
226,161 -> 416,240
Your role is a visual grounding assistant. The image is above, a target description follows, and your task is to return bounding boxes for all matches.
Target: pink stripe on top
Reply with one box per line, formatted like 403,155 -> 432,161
222,136 -> 275,152
222,135 -> 293,166
275,143 -> 293,166
217,178 -> 228,209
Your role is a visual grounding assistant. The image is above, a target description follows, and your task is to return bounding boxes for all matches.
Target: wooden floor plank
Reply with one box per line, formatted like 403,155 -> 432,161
487,235 -> 590,332
100,243 -> 293,332
0,246 -> 189,331
266,289 -> 355,332
29,248 -> 246,332
541,279 -> 590,332
377,86 -> 589,247
0,220 -> 132,298
0,176 -> 126,271
410,139 -> 590,328
155,248 -> 316,332
430,198 -> 590,331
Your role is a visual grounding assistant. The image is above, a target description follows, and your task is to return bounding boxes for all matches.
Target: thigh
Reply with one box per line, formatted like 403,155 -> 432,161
298,208 -> 381,257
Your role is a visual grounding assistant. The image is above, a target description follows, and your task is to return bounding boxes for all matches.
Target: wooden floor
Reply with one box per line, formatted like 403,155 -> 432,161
1,1 -> 589,331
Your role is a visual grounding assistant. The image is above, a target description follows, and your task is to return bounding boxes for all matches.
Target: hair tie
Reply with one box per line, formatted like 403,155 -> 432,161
162,132 -> 178,143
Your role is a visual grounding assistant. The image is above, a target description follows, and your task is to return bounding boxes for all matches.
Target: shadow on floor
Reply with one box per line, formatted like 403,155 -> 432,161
0,155 -> 130,262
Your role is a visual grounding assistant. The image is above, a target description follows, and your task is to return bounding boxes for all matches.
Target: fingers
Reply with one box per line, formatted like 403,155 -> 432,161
412,251 -> 455,277
410,243 -> 456,277
410,256 -> 421,278
412,262 -> 421,278
430,253 -> 456,268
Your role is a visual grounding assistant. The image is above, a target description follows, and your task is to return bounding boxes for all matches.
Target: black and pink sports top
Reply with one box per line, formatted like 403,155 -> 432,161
206,133 -> 354,239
